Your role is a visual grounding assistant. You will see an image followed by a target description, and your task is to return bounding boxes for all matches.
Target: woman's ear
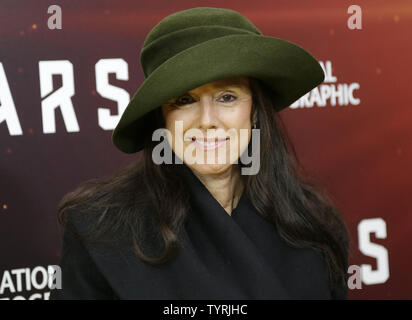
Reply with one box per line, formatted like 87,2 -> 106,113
252,107 -> 258,125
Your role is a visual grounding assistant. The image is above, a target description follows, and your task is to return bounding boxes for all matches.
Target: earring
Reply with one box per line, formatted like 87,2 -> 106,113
253,122 -> 256,129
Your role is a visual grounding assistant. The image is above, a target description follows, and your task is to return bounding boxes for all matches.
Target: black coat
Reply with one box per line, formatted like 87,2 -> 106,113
50,163 -> 347,300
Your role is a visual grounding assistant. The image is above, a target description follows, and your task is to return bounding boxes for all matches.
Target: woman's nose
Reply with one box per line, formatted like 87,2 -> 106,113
197,97 -> 218,129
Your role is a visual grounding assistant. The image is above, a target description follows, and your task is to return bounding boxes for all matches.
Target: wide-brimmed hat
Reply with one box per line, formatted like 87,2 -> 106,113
112,7 -> 325,154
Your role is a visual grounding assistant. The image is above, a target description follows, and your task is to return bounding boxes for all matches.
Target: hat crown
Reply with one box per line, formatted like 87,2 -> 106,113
140,7 -> 262,77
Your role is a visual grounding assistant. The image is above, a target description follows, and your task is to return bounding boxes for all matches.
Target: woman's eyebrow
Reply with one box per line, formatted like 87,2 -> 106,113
188,84 -> 247,94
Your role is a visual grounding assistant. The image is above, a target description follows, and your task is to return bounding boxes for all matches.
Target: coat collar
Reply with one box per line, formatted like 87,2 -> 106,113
172,161 -> 246,219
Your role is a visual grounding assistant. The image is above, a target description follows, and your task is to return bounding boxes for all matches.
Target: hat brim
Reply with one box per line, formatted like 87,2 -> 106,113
112,34 -> 324,153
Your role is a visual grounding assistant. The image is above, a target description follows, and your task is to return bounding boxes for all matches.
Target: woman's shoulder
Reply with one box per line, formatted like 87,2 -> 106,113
53,206 -> 124,299
62,194 -> 161,252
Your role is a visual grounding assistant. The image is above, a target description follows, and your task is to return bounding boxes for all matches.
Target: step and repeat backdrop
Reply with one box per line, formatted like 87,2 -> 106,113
1,0 -> 411,299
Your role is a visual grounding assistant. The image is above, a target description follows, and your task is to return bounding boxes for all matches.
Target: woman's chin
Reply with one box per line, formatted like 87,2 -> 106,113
186,162 -> 232,175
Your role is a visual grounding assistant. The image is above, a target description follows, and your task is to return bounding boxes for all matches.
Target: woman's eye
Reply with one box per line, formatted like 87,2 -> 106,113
173,94 -> 194,106
220,94 -> 236,103
170,93 -> 236,107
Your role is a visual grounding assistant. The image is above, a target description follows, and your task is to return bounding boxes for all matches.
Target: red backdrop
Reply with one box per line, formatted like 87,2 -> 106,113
1,0 -> 411,299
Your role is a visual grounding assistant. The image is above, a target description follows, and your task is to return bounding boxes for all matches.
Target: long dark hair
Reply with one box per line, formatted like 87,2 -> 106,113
57,77 -> 350,295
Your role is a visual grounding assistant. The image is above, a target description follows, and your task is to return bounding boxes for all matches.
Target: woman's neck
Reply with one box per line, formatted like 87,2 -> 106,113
192,165 -> 244,215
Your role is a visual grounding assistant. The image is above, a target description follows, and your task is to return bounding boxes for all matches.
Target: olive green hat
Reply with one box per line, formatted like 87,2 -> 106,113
112,7 -> 324,154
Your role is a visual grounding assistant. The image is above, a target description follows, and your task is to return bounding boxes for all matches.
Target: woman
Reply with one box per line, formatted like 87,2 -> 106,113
51,7 -> 350,300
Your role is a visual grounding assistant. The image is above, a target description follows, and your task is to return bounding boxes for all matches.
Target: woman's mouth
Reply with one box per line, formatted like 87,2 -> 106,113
192,137 -> 229,150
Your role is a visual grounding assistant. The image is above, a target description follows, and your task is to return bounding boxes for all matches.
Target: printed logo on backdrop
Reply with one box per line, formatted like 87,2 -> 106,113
346,217 -> 390,291
290,60 -> 360,109
0,265 -> 61,300
0,59 -> 359,138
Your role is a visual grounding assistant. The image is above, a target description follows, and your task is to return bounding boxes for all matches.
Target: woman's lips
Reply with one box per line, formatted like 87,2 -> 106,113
192,137 -> 229,150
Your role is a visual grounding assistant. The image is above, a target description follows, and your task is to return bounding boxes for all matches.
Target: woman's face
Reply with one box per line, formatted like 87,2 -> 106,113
161,76 -> 255,175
